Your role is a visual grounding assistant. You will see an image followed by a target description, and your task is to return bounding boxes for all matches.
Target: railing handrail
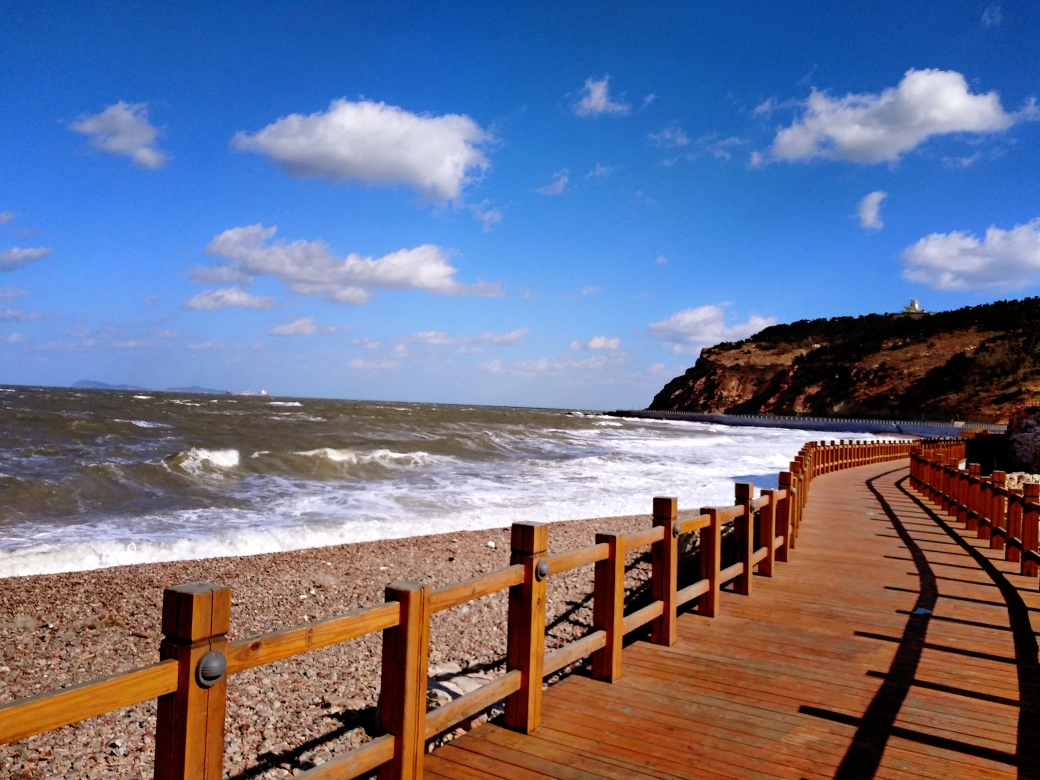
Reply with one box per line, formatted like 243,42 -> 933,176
0,436 -> 957,779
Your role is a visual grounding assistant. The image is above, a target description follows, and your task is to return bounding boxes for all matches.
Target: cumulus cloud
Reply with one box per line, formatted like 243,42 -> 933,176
570,336 -> 621,350
71,102 -> 168,169
0,247 -> 50,271
536,169 -> 569,196
479,353 -> 619,376
856,191 -> 888,230
574,77 -> 630,117
231,99 -> 490,201
760,69 -> 1026,165
586,163 -> 616,178
182,286 -> 277,311
199,224 -> 500,305
901,218 -> 1040,290
470,202 -> 503,232
981,4 -> 1002,27
0,213 -> 14,224
0,286 -> 27,302
648,305 -> 775,355
270,316 -> 317,336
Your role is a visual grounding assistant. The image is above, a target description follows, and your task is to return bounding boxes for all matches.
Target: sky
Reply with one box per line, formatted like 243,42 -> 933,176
1,1 -> 1039,409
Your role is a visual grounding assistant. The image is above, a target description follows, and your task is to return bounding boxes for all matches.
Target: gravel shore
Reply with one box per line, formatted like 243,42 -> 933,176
0,510 -> 704,779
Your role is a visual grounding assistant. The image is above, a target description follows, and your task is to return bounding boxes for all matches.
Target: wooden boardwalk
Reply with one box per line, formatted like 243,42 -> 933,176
426,461 -> 1040,780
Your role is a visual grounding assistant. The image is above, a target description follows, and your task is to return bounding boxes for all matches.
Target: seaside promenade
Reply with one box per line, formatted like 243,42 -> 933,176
425,461 -> 1037,779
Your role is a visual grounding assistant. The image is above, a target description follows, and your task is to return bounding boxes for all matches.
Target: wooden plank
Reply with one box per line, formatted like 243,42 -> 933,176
227,602 -> 400,673
431,565 -> 525,613
675,578 -> 709,607
504,522 -> 548,733
625,525 -> 665,549
676,514 -> 709,535
543,630 -> 606,676
622,600 -> 664,635
0,659 -> 178,744
545,543 -> 608,575
426,671 -> 522,739
297,735 -> 395,779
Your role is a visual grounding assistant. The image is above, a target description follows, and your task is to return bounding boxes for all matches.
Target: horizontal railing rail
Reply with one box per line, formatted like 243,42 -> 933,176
0,436 -> 959,779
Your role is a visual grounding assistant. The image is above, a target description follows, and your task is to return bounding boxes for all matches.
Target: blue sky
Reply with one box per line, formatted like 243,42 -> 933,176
2,1 -> 1039,409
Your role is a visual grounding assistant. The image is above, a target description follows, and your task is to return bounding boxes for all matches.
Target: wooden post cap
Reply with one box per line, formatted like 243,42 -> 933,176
652,496 -> 678,518
161,582 -> 231,642
510,522 -> 548,554
1025,483 -> 1040,500
734,482 -> 754,501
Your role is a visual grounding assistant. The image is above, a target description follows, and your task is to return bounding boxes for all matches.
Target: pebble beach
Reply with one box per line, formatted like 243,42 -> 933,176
0,510 -> 704,779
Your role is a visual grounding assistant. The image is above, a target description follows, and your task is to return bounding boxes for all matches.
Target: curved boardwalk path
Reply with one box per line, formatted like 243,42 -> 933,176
425,460 -> 1040,779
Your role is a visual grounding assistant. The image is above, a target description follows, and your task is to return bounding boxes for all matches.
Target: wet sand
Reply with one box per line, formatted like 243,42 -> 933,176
0,510 -> 702,779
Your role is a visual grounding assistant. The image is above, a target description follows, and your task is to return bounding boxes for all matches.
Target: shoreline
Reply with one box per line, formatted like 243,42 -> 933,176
0,509 -> 701,778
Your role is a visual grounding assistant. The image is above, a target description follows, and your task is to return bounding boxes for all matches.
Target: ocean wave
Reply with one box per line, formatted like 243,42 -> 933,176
269,401 -> 303,407
168,447 -> 240,475
133,395 -> 153,400
115,419 -> 172,429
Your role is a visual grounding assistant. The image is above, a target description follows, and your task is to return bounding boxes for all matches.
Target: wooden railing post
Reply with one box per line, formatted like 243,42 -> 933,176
650,497 -> 678,646
591,531 -> 626,682
966,464 -> 981,532
790,461 -> 803,548
734,482 -> 754,596
776,472 -> 792,563
698,508 -> 722,617
759,489 -> 777,577
378,582 -> 430,780
154,582 -> 230,780
1008,489 -> 1024,563
1023,484 -> 1040,578
979,478 -> 993,541
991,472 -> 1007,551
504,522 -> 548,733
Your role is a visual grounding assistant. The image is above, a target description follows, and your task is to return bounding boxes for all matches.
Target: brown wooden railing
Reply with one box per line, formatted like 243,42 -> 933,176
0,437 -> 940,779
911,445 -> 1040,577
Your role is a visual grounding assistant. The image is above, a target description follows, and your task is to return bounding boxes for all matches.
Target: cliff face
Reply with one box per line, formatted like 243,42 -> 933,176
649,298 -> 1040,424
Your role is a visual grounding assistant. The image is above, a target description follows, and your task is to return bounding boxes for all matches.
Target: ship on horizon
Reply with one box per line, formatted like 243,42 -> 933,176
227,389 -> 268,397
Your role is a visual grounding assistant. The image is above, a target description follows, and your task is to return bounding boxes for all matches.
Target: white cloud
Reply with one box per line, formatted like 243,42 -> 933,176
570,336 -> 621,350
189,265 -> 252,284
0,307 -> 42,321
574,77 -> 630,117
348,358 -> 400,371
648,305 -> 775,355
4,332 -> 25,344
761,69 -> 1026,164
479,353 -> 618,376
699,135 -> 745,161
856,191 -> 888,230
71,102 -> 168,170
0,286 -> 27,302
0,213 -> 15,224
270,316 -> 317,336
536,169 -> 569,196
981,4 -> 1002,27
642,94 -> 657,109
182,286 -> 277,311
402,327 -> 529,347
586,163 -> 616,178
470,202 -> 503,232
201,224 -> 500,305
901,217 -> 1040,290
156,329 -> 179,338
580,286 -> 603,296
654,255 -> 668,266
231,99 -> 490,200
0,247 -> 50,271
649,125 -> 689,148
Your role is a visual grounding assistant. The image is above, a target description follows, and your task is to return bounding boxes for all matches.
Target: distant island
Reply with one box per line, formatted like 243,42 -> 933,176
650,297 -> 1040,424
72,380 -> 228,394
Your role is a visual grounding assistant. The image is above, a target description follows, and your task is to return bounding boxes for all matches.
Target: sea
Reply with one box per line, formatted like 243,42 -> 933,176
0,386 -> 868,578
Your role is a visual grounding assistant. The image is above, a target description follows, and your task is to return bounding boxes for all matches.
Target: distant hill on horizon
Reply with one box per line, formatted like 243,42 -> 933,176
72,380 -> 227,394
650,297 -> 1040,424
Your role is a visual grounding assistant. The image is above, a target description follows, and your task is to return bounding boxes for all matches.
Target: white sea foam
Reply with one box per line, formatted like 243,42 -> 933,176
133,395 -> 153,400
0,413 -> 889,577
270,401 -> 303,407
115,419 -> 172,429
173,448 -> 240,475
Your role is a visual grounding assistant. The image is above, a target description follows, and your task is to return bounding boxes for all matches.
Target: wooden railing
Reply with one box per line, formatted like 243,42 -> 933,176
0,437 -> 939,779
910,446 -> 1040,578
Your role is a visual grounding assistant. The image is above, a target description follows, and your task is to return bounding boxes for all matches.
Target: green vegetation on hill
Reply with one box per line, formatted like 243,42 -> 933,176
650,297 -> 1040,423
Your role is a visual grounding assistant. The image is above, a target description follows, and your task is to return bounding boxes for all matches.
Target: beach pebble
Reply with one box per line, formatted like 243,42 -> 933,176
486,540 -> 496,548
